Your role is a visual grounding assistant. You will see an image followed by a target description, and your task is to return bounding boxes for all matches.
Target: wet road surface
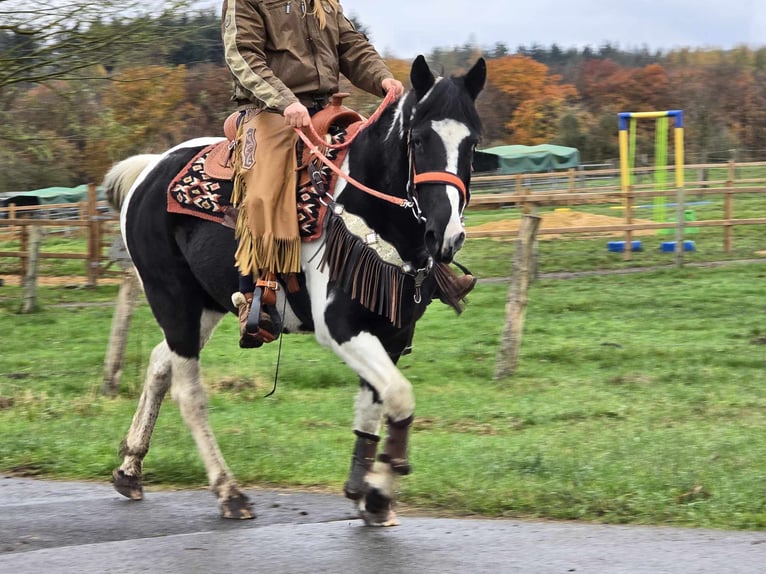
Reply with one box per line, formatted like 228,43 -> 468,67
1,476 -> 764,573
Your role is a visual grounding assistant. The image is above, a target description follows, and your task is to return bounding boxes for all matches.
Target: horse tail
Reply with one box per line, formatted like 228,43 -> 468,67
102,154 -> 160,212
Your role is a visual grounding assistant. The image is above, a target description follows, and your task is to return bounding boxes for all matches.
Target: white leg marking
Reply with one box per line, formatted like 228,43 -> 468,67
120,341 -> 173,476
170,353 -> 235,496
199,309 -> 225,349
360,460 -> 400,527
354,385 -> 384,436
334,332 -> 414,422
365,460 -> 396,500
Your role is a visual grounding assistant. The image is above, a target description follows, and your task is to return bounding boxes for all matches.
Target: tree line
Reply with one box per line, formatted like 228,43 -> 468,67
1,6 -> 765,193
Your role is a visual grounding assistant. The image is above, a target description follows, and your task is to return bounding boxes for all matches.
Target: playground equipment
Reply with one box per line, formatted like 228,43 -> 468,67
617,110 -> 688,263
607,240 -> 642,253
661,240 -> 695,252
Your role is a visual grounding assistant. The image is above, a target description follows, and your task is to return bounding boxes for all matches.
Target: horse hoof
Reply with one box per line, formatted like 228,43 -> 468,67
112,468 -> 143,500
359,487 -> 399,527
360,505 -> 399,527
219,492 -> 255,520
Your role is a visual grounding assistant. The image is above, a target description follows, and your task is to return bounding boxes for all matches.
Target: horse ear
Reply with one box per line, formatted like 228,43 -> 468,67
410,55 -> 435,98
464,58 -> 487,101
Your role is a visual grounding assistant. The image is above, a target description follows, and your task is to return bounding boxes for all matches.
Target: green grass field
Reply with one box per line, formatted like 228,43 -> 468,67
1,226 -> 765,530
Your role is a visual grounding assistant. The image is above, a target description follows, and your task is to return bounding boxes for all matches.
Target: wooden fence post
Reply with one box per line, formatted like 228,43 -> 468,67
86,184 -> 100,287
494,214 -> 542,379
102,266 -> 141,396
674,182 -> 686,268
724,161 -> 734,253
20,225 -> 42,314
623,185 -> 634,261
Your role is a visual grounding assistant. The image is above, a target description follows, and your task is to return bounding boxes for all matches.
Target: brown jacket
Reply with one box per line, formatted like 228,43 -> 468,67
222,0 -> 392,113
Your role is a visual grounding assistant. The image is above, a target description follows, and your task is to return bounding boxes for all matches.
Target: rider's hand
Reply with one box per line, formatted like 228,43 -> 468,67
382,77 -> 405,98
284,102 -> 311,128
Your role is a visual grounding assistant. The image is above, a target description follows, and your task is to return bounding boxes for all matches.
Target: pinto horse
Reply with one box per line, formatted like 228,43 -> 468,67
103,56 -> 485,526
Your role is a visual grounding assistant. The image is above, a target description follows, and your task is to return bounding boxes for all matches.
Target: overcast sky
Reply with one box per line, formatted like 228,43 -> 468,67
342,0 -> 766,58
196,1 -> 766,58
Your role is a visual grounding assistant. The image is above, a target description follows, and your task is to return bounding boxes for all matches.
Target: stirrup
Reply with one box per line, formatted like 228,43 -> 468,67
233,292 -> 261,348
233,288 -> 281,348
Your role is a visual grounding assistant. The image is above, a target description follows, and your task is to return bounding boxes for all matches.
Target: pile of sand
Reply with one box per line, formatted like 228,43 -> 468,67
468,209 -> 657,239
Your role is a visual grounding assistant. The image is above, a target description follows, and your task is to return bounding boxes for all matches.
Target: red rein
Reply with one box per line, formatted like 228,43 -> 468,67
294,90 -> 467,208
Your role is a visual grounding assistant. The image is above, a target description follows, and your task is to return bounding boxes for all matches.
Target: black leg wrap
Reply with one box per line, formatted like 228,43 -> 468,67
380,414 -> 414,475
377,453 -> 411,475
388,414 -> 414,428
344,432 -> 380,500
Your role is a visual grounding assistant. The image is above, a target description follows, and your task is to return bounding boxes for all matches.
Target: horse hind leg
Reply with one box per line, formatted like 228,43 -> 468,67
113,309 -> 251,519
169,354 -> 252,519
113,310 -> 223,500
113,340 -> 174,500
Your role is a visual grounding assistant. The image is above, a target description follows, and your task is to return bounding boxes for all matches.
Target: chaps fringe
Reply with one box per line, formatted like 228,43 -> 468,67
319,214 -> 407,327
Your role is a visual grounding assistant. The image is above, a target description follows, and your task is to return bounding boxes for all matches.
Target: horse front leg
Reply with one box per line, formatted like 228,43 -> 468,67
343,378 -> 383,501
333,332 -> 415,526
113,340 -> 173,500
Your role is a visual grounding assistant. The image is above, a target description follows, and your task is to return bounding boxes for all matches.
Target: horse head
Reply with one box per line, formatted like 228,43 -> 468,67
403,55 -> 486,263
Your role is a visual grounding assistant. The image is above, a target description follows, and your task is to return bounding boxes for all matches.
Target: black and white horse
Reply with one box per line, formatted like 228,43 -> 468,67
104,56 -> 485,525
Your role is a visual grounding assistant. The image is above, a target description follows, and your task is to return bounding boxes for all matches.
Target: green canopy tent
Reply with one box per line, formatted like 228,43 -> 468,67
0,185 -> 102,207
474,144 -> 580,175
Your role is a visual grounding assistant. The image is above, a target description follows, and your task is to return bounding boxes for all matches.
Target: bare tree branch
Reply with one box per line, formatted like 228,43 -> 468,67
0,0 -> 190,90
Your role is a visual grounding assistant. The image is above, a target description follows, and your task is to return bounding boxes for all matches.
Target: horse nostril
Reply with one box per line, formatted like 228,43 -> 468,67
454,231 -> 466,252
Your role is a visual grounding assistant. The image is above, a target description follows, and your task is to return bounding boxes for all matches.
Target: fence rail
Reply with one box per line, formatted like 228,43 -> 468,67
467,160 -> 766,260
1,161 -> 765,282
0,184 -> 118,285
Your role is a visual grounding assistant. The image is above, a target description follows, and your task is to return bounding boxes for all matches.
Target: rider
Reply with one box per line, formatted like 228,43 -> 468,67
221,0 -> 405,348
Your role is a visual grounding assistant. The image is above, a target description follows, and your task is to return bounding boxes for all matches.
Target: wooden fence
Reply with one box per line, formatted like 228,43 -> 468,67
0,184 -> 118,285
467,160 -> 766,260
1,161 -> 766,283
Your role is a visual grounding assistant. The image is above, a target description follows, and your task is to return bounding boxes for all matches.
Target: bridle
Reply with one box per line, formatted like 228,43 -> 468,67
293,93 -> 471,303
405,130 -> 468,222
295,110 -> 469,223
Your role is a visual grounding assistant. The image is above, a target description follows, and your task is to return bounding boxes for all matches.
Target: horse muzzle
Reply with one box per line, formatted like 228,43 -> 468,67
425,227 -> 465,263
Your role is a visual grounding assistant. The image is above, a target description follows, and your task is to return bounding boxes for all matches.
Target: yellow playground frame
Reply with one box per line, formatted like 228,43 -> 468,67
618,109 -> 684,199
617,110 -> 687,260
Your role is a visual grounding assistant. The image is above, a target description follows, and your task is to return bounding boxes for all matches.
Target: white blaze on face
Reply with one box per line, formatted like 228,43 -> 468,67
430,118 -> 470,243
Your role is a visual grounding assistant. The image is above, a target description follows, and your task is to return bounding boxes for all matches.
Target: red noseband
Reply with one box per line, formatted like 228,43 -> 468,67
412,171 -> 467,203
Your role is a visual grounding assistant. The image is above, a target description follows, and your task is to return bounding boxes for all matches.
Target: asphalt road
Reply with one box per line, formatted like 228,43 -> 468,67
1,476 -> 764,573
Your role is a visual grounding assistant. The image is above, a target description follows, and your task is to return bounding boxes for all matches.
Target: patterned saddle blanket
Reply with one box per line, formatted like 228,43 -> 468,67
167,100 -> 363,241
167,141 -> 337,242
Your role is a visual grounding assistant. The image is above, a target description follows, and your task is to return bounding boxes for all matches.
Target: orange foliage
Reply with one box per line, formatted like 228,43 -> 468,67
486,55 -> 577,144
104,65 -> 189,149
580,60 -> 671,113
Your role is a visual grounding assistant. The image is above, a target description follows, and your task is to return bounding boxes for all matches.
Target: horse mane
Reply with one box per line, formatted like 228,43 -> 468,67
380,74 -> 483,155
103,154 -> 160,212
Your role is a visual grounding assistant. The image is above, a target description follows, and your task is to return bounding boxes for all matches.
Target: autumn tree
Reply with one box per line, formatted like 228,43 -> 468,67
484,55 -> 577,144
79,65 -> 191,181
